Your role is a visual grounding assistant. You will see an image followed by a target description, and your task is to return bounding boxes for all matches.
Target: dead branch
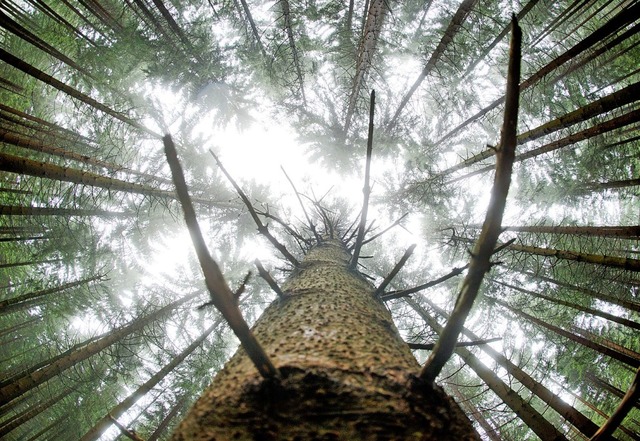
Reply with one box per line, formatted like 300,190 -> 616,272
420,18 -> 521,383
254,259 -> 286,298
408,337 -> 501,351
382,265 -> 467,301
164,135 -> 279,379
350,90 -> 376,269
108,414 -> 145,441
362,213 -> 408,246
381,239 -> 515,301
374,244 -> 416,296
210,149 -> 299,267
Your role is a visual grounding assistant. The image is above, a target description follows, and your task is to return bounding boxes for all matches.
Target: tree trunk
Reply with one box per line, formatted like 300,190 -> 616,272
388,0 -> 479,130
517,269 -> 640,313
433,1 -> 640,146
0,292 -> 198,405
80,320 -> 220,441
492,298 -> 640,368
409,299 -> 567,441
0,274 -> 104,315
416,297 -> 602,438
491,279 -> 640,330
450,383 -> 501,441
172,239 -> 477,440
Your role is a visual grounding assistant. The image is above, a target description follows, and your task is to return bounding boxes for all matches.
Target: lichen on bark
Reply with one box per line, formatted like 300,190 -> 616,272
172,240 -> 478,440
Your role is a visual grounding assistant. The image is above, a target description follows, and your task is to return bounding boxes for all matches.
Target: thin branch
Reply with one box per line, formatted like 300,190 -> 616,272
254,259 -> 286,298
350,90 -> 376,269
281,166 -> 321,244
362,213 -> 408,246
382,265 -> 466,301
420,18 -> 521,383
164,135 -> 279,379
590,367 -> 640,440
408,337 -> 502,351
255,208 -> 311,249
381,239 -> 515,301
210,149 -> 299,267
374,244 -> 416,296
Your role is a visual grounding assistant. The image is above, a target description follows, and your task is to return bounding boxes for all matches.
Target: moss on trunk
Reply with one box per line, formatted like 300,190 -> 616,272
173,240 -> 478,440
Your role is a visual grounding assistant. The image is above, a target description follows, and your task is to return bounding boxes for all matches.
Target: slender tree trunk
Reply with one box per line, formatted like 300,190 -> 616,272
0,292 -> 198,405
344,0 -> 387,134
409,299 -> 568,441
517,269 -> 640,313
437,80 -> 640,177
506,242 -> 640,272
0,204 -> 126,218
279,0 -> 306,106
0,385 -> 76,437
147,397 -> 188,441
450,383 -> 501,441
499,224 -> 640,238
0,47 -> 156,136
387,0 -> 479,130
0,274 -> 104,315
432,2 -> 640,146
450,108 -> 640,183
80,320 -> 220,441
416,297 -> 603,438
0,152 -> 227,207
586,371 -> 640,411
491,279 -> 640,330
172,239 -> 477,440
0,258 -> 62,268
492,298 -> 640,367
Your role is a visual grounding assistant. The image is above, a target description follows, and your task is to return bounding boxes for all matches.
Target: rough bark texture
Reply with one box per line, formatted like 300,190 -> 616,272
173,240 -> 477,440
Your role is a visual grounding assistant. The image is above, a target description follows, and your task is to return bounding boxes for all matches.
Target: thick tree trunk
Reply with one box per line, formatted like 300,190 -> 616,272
172,239 -> 477,440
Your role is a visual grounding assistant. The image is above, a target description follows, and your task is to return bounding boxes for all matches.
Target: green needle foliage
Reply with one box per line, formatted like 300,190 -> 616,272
0,0 -> 639,440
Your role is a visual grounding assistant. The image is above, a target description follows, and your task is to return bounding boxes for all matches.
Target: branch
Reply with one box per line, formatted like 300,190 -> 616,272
420,18 -> 521,383
362,213 -> 408,246
381,239 -> 515,301
590,367 -> 640,441
108,415 -> 145,441
210,150 -> 300,267
255,208 -> 311,249
374,244 -> 416,296
281,166 -> 321,244
382,265 -> 466,301
350,90 -> 376,269
254,259 -> 286,298
408,337 -> 501,350
164,135 -> 279,379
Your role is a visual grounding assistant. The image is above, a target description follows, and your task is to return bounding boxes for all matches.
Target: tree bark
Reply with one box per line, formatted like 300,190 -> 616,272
172,239 -> 478,440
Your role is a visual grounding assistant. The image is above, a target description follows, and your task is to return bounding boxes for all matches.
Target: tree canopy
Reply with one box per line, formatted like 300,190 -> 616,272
0,0 -> 639,440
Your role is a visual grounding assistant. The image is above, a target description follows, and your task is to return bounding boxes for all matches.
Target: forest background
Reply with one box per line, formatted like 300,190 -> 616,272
0,0 -> 639,439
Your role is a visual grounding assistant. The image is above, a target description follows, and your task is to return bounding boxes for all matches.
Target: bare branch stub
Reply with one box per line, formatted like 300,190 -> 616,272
420,18 -> 522,383
281,165 -> 321,244
255,259 -> 286,298
164,135 -> 279,379
374,244 -> 416,297
407,337 -> 501,351
350,90 -> 376,269
210,149 -> 300,268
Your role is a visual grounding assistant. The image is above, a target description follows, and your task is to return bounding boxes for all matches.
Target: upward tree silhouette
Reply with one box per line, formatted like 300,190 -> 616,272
0,0 -> 638,440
